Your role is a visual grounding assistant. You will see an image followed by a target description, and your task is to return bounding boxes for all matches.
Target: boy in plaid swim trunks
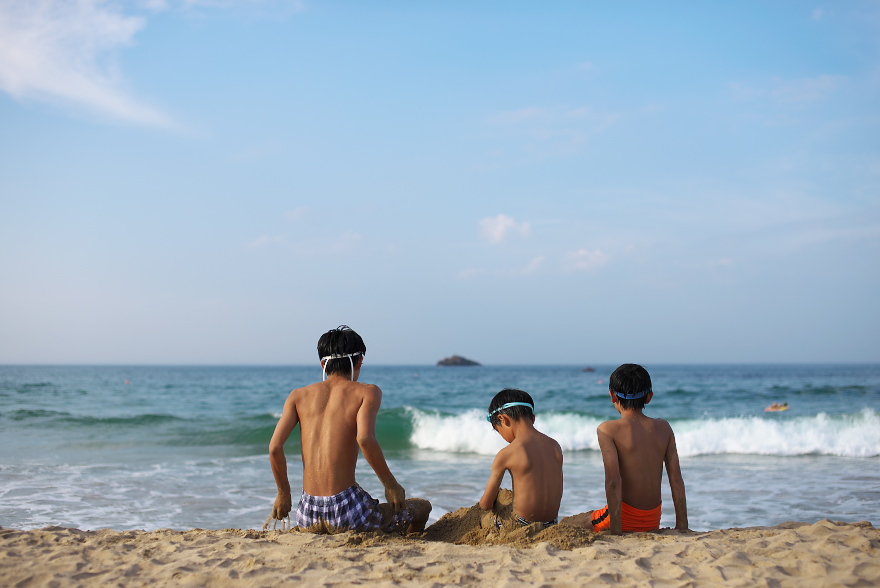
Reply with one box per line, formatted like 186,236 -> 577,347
269,326 -> 431,533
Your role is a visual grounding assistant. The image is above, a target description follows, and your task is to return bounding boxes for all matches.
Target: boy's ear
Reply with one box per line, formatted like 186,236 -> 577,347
498,414 -> 512,428
645,391 -> 654,404
609,391 -> 620,404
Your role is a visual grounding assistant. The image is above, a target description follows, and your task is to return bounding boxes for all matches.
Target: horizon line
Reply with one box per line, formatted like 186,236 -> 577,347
1,362 -> 878,367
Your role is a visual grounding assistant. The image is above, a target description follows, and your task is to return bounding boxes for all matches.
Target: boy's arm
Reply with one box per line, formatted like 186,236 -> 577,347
268,392 -> 300,519
597,423 -> 623,535
356,385 -> 407,511
664,426 -> 689,531
479,450 -> 509,511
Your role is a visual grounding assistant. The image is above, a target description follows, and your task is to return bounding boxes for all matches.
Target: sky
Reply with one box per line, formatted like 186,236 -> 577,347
1,0 -> 878,365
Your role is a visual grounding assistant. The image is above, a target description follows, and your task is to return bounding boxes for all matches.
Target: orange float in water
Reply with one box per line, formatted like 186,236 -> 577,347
765,402 -> 789,412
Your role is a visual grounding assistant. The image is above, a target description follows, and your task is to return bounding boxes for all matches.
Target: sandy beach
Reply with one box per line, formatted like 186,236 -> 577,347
3,496 -> 877,587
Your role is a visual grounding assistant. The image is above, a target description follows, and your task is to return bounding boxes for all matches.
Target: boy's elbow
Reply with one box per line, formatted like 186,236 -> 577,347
479,497 -> 493,511
669,471 -> 686,488
605,475 -> 621,493
269,441 -> 285,457
356,434 -> 377,448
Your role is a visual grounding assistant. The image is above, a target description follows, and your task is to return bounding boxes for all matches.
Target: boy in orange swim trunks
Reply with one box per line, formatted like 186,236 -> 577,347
590,364 -> 688,534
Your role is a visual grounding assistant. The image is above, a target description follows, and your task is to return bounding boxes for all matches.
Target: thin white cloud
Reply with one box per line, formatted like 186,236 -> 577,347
479,214 -> 531,244
285,207 -> 308,222
520,255 -> 544,275
488,107 -> 547,125
484,105 -> 620,160
729,75 -> 844,103
771,75 -> 842,102
179,0 -> 305,9
457,267 -> 484,280
564,248 -> 609,271
247,234 -> 287,248
489,105 -> 617,126
694,257 -> 734,270
0,0 -> 173,126
457,256 -> 545,280
248,235 -> 270,248
812,7 -> 824,20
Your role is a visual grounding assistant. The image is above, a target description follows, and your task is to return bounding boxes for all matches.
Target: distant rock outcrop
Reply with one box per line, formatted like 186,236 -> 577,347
437,355 -> 481,367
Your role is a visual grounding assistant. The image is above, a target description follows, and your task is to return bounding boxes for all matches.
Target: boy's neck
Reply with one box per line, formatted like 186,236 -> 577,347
508,419 -> 537,438
327,372 -> 358,383
618,407 -> 645,418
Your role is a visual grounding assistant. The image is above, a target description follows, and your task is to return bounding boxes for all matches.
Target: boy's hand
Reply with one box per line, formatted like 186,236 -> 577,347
384,481 -> 407,512
272,491 -> 292,519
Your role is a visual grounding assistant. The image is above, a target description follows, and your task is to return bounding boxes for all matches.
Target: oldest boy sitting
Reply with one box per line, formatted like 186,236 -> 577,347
268,325 -> 431,533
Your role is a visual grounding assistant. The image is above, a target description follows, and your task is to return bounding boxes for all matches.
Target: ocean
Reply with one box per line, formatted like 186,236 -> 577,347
1,364 -> 878,532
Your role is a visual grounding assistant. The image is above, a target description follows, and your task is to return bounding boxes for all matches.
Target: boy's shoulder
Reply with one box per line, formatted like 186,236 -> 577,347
597,414 -> 672,433
538,431 -> 564,463
522,430 -> 563,462
597,417 -> 621,433
289,380 -> 381,401
536,429 -> 563,450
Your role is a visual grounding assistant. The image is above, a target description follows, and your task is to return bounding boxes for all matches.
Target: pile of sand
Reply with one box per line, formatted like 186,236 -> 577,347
423,488 -> 598,549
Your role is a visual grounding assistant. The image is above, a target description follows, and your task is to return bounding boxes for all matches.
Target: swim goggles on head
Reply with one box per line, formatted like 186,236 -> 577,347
486,402 -> 534,423
612,389 -> 651,400
321,351 -> 363,381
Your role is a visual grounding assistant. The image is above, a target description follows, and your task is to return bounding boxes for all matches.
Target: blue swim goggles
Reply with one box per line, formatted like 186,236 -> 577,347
486,402 -> 534,423
613,389 -> 651,400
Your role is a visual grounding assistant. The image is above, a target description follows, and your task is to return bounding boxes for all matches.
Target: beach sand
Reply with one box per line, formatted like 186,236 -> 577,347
3,491 -> 877,587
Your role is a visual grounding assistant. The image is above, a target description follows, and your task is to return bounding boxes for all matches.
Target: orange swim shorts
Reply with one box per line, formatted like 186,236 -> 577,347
591,502 -> 662,532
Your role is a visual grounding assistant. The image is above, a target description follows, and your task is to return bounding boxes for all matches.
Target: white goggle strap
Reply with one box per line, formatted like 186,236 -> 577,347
321,352 -> 362,381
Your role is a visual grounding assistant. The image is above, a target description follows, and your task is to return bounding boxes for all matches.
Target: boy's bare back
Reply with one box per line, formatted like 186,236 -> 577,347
480,390 -> 563,525
597,412 -> 676,510
593,363 -> 687,534
494,430 -> 564,522
283,378 -> 382,497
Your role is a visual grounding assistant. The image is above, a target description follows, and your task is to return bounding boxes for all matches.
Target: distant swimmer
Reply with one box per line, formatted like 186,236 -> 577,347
765,402 -> 789,412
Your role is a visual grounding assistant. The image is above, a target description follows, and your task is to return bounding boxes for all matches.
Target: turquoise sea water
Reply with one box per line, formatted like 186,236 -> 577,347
1,364 -> 879,532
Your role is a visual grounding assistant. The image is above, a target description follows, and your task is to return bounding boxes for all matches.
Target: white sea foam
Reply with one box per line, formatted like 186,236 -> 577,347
674,408 -> 880,457
406,408 -> 880,458
408,409 -> 509,455
407,408 -> 604,455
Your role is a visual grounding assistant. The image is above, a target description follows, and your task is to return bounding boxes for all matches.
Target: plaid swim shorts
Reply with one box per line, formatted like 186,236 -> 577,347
295,483 -> 414,533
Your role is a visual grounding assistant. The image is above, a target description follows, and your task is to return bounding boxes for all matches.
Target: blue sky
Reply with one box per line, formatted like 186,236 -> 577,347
1,0 -> 878,364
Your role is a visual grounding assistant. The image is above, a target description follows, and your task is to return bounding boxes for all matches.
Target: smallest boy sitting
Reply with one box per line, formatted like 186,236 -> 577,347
480,388 -> 563,528
590,363 -> 688,534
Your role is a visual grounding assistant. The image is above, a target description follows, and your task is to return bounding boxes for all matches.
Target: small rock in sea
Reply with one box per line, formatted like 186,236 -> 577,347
437,355 -> 481,366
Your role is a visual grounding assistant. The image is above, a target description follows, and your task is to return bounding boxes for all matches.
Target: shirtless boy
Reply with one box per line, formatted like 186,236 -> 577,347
269,325 -> 431,533
480,388 -> 564,528
590,363 -> 688,534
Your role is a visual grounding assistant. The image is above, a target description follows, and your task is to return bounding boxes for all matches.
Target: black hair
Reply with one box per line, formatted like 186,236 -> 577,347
317,325 -> 366,377
609,363 -> 652,410
487,388 -> 535,429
